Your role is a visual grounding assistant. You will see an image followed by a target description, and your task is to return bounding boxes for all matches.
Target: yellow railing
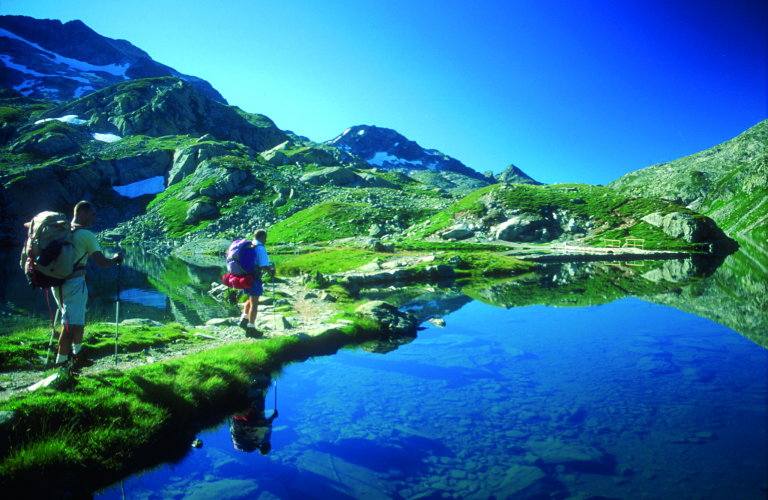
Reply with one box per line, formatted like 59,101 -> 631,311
603,239 -> 621,248
626,238 -> 645,249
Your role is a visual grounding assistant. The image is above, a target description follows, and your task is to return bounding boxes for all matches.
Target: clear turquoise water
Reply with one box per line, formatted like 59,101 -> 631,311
96,297 -> 768,500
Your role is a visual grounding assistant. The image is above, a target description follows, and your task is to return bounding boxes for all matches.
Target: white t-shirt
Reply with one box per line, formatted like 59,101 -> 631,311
253,241 -> 270,268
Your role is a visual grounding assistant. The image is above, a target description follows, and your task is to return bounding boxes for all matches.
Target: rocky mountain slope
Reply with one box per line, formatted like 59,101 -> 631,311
607,119 -> 768,239
0,15 -> 225,103
0,72 -> 736,258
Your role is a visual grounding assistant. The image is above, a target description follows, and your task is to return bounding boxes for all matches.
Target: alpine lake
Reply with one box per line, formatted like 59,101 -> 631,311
1,237 -> 766,500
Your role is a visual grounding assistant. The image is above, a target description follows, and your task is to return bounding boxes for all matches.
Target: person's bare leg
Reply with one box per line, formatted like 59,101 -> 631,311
56,325 -> 83,361
248,295 -> 259,323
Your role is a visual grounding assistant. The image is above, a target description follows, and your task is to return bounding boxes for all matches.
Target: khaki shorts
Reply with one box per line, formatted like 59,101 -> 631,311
52,276 -> 88,326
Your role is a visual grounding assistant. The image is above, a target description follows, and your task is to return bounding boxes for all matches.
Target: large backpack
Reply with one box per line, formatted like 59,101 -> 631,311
226,239 -> 254,276
20,211 -> 87,288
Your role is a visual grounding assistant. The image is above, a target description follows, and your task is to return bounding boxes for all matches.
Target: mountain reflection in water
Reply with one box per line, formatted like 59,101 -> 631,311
1,239 -> 766,348
97,297 -> 767,500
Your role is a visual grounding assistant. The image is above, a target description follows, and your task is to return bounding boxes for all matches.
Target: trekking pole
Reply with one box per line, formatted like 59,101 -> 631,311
115,263 -> 120,364
44,307 -> 60,369
272,270 -> 277,333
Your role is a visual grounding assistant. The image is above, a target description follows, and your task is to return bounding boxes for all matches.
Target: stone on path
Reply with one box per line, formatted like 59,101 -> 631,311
120,318 -> 163,327
255,314 -> 293,331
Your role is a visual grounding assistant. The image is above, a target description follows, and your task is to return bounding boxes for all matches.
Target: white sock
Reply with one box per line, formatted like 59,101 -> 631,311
56,353 -> 67,363
247,323 -> 255,328
73,344 -> 82,355
241,314 -> 247,320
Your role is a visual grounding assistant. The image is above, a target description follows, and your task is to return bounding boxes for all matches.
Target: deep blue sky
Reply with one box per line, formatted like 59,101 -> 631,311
2,0 -> 766,185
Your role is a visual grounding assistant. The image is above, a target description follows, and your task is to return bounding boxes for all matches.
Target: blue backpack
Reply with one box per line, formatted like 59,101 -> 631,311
226,239 -> 253,275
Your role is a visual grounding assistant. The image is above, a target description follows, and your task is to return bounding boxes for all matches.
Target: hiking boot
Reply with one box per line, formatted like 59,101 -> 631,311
245,326 -> 262,338
68,353 -> 94,370
239,317 -> 249,330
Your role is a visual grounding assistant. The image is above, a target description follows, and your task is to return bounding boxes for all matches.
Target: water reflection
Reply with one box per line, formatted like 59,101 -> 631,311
3,239 -> 766,350
230,374 -> 279,455
96,298 -> 768,500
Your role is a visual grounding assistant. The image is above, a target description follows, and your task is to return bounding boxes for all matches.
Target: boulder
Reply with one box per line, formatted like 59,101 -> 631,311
185,200 -> 216,224
261,149 -> 287,166
369,224 -> 387,238
354,301 -> 419,335
496,213 -> 556,242
641,212 -> 714,243
441,225 -> 474,241
428,318 -> 446,327
300,167 -> 359,186
357,172 -> 398,189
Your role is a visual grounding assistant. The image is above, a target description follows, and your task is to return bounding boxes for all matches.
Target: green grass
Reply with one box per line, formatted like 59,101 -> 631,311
142,176 -> 216,237
590,221 -> 704,251
0,323 -> 207,372
0,311 -> 409,494
268,201 -> 436,244
277,248 -> 380,276
0,106 -> 24,124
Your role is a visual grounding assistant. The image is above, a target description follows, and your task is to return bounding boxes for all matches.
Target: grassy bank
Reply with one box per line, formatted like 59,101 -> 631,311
0,316 -> 398,497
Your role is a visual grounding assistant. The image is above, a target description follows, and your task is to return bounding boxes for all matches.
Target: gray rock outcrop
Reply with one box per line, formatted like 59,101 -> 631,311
441,225 -> 474,241
300,167 -> 359,186
354,301 -> 419,335
641,212 -> 717,243
495,213 -> 557,242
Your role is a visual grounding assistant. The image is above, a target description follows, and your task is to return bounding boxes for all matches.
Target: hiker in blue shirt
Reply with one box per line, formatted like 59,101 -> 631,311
230,374 -> 278,454
238,229 -> 274,337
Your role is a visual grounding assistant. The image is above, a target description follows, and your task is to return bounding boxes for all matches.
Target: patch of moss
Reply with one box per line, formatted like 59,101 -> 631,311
0,106 -> 24,124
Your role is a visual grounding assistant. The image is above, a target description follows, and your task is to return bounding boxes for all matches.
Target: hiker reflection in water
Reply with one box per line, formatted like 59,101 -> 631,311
230,374 -> 278,455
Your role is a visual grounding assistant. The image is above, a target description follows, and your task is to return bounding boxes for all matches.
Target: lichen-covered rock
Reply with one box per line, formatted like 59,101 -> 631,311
354,300 -> 419,335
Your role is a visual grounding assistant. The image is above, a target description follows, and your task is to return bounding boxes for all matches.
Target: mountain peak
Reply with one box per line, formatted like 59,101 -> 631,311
0,15 -> 225,103
495,164 -> 542,185
326,124 -> 487,181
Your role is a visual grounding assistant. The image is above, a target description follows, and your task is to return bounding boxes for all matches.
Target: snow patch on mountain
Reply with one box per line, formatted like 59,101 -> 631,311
0,27 -> 130,78
369,151 -> 424,168
0,55 -> 48,77
92,133 -> 121,143
35,115 -> 88,126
